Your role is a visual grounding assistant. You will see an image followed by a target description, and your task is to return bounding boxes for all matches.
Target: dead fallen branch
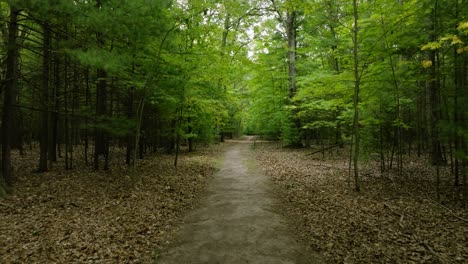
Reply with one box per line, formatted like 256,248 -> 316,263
305,142 -> 346,156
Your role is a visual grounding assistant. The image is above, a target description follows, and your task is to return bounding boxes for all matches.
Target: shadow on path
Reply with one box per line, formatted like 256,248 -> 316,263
156,141 -> 321,264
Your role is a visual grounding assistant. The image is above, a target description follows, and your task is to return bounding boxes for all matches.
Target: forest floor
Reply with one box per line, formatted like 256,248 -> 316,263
0,144 -> 223,263
2,141 -> 467,264
156,140 -> 321,264
255,142 -> 468,264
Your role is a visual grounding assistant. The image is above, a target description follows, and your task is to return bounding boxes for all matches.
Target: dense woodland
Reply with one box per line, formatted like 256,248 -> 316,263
0,0 -> 467,262
1,0 -> 468,205
0,0 -> 467,204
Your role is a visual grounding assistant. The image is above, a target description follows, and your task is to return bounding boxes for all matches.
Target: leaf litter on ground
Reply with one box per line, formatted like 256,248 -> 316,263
0,144 -> 224,263
254,142 -> 467,264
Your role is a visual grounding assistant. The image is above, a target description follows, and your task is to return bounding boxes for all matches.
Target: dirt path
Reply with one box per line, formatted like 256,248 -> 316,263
156,141 -> 321,264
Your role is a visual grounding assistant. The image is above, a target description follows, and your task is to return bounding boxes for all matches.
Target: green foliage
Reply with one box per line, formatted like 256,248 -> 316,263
91,116 -> 137,137
1,0 -> 467,171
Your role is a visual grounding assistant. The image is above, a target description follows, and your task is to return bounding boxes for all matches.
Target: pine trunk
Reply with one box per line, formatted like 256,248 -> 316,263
352,0 -> 361,192
38,23 -> 51,172
1,8 -> 20,190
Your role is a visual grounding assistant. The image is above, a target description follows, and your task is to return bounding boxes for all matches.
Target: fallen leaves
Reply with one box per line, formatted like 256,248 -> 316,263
255,143 -> 468,264
0,145 -> 223,263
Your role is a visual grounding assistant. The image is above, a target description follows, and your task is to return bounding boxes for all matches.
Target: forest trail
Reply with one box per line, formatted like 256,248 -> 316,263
156,139 -> 320,264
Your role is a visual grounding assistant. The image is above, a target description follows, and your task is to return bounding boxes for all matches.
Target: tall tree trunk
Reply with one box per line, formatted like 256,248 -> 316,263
84,68 -> 90,165
462,1 -> 468,205
286,11 -> 297,98
428,1 -> 443,200
70,61 -> 79,169
217,13 -> 230,143
64,56 -> 71,170
1,7 -> 20,191
429,1 -> 443,166
38,23 -> 51,172
328,4 -> 342,147
126,86 -> 134,165
94,0 -> 108,170
352,0 -> 361,192
453,0 -> 462,187
174,106 -> 182,167
94,67 -> 108,170
49,37 -> 60,163
126,61 -> 135,166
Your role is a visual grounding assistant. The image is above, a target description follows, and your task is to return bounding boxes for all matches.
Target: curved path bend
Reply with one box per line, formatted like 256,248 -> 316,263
157,141 -> 320,264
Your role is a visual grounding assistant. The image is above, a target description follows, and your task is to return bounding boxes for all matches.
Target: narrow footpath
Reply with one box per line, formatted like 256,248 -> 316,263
157,140 -> 320,264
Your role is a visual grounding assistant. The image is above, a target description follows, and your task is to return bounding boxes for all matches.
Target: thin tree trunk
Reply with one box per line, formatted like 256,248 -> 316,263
463,160 -> 467,207
70,61 -> 79,169
126,86 -> 134,165
453,0 -> 461,187
49,38 -> 59,163
287,11 -> 297,98
417,94 -> 422,157
380,124 -> 385,173
352,0 -> 361,192
84,68 -> 90,165
65,55 -> 70,170
174,106 -> 183,167
429,1 -> 443,166
188,117 -> 193,153
39,23 -> 51,172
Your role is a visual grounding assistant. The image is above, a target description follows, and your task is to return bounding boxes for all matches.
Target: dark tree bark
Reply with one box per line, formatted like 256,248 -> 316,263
352,0 -> 361,192
84,68 -> 90,165
93,0 -> 109,170
94,67 -> 108,170
428,2 -> 443,166
49,38 -> 60,163
1,7 -> 20,190
286,11 -> 297,98
126,86 -> 135,165
64,55 -> 70,170
188,117 -> 193,152
38,23 -> 51,172
453,0 -> 462,187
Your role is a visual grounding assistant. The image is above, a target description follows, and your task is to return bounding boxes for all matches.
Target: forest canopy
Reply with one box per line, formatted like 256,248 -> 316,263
0,0 -> 467,201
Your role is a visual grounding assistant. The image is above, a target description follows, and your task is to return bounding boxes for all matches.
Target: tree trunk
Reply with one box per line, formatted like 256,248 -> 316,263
429,1 -> 443,166
286,11 -> 297,98
94,1 -> 108,170
94,68 -> 108,170
352,0 -> 361,192
453,0 -> 462,187
1,7 -> 20,190
84,68 -> 90,165
188,117 -> 193,152
174,107 -> 182,167
64,55 -> 71,170
38,23 -> 51,172
93,0 -> 109,170
49,36 -> 60,163
126,86 -> 134,165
